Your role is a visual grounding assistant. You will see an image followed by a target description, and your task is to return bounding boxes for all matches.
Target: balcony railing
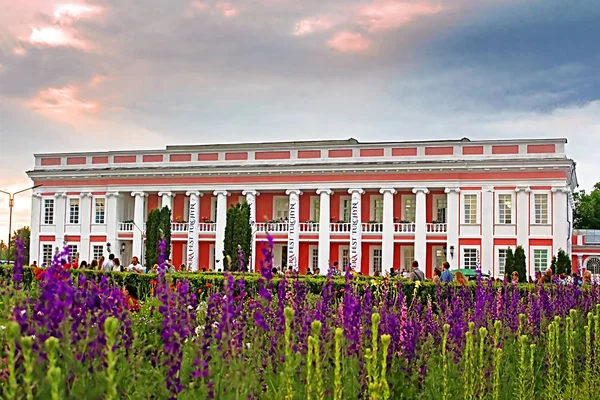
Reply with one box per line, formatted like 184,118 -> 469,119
255,222 -> 289,232
118,222 -> 134,232
362,222 -> 383,233
394,222 -> 415,233
299,222 -> 320,232
171,222 -> 189,233
198,222 -> 216,232
427,223 -> 447,233
330,223 -> 351,233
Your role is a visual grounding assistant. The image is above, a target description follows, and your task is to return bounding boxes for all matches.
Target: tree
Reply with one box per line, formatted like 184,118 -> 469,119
555,248 -> 572,275
573,182 -> 600,229
223,202 -> 252,271
0,240 -> 7,260
513,246 -> 527,283
145,206 -> 172,267
505,247 -> 515,278
9,227 -> 30,264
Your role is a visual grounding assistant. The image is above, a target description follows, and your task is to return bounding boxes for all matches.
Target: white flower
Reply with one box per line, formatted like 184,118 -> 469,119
195,325 -> 204,335
21,310 -> 27,316
0,325 -> 6,331
212,321 -> 219,329
246,342 -> 251,349
188,305 -> 193,310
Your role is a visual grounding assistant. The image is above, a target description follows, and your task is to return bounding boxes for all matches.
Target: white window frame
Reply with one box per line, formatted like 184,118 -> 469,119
495,245 -> 515,277
401,246 -> 415,271
68,198 -> 80,225
67,244 -> 79,260
462,247 -> 480,270
92,245 -> 104,261
339,196 -> 351,222
531,247 -> 551,274
43,198 -> 55,225
310,196 -> 320,221
370,195 -> 384,222
210,197 -> 217,222
273,196 -> 289,220
433,195 -> 447,223
339,246 -> 349,268
371,246 -> 383,275
41,243 -> 54,266
94,197 -> 106,224
402,195 -> 416,222
309,245 -> 319,271
496,192 -> 514,225
532,192 -> 550,225
462,193 -> 479,224
209,243 -> 215,270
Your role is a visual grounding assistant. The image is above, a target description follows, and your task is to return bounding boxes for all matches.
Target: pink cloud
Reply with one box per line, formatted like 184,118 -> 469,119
327,31 -> 371,53
12,47 -> 27,56
358,0 -> 443,32
27,86 -> 98,121
217,2 -> 238,17
29,27 -> 83,48
293,17 -> 333,36
53,3 -> 103,22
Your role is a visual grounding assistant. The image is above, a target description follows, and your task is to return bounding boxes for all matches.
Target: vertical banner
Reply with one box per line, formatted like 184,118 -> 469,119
186,192 -> 199,270
349,190 -> 363,271
286,190 -> 300,271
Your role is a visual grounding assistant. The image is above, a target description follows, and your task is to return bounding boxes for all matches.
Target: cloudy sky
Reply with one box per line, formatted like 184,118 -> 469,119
0,0 -> 599,241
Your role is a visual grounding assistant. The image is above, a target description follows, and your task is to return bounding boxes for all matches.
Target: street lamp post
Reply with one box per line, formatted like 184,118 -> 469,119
0,184 -> 43,261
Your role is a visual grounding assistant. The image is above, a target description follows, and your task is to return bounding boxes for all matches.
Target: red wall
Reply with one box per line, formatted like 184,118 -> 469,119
200,194 -> 213,221
228,192 -> 240,208
362,192 -> 374,221
256,193 -> 276,222
199,242 -> 211,271
299,242 -> 309,274
426,243 -> 434,278
426,192 -> 433,222
330,243 -> 340,268
300,194 -> 311,222
330,192 -> 341,221
173,195 -> 185,221
147,193 -> 159,216
172,242 -> 184,269
394,243 -> 401,271
361,242 -> 370,275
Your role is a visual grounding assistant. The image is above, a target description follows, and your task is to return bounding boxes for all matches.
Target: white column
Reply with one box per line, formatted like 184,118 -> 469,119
348,188 -> 364,272
380,188 -> 396,273
444,188 -> 460,268
30,193 -> 42,264
317,189 -> 332,275
186,191 -> 201,271
79,192 -> 93,262
131,191 -> 146,260
578,254 -> 584,273
106,192 -> 120,257
552,187 -> 569,255
412,188 -> 429,269
54,192 -> 67,249
214,190 -> 229,271
158,191 -> 174,210
481,186 -> 494,273
515,187 -> 530,276
242,190 -> 259,271
285,189 -> 302,271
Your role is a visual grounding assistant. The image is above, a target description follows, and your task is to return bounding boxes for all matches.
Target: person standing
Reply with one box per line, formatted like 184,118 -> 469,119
128,256 -> 143,273
441,261 -> 453,283
102,254 -> 114,272
409,260 -> 425,282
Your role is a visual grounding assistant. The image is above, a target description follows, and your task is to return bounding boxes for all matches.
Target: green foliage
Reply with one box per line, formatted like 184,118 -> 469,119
223,202 -> 252,271
513,246 -> 527,283
573,182 -> 600,229
505,248 -> 515,278
9,226 -> 30,263
555,249 -> 572,275
144,207 -> 172,267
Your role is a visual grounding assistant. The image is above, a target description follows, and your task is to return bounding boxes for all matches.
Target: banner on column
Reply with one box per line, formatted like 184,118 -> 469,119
186,195 -> 199,270
349,193 -> 362,271
287,193 -> 299,270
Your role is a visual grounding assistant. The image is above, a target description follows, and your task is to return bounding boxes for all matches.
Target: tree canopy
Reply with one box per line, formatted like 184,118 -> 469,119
574,182 -> 600,229
223,202 -> 252,272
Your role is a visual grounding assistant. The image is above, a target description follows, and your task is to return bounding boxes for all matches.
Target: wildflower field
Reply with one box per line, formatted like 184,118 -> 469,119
2,240 -> 600,399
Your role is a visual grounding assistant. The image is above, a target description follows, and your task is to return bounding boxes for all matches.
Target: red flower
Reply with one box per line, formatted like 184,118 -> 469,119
176,281 -> 182,290
150,279 -> 157,286
205,282 -> 211,288
340,288 -> 345,293
198,288 -> 203,294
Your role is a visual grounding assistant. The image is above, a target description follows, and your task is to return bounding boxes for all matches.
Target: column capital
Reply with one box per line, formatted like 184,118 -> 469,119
285,189 -> 302,196
412,187 -> 429,194
242,190 -> 260,197
213,190 -> 229,197
106,191 -> 120,198
54,192 -> 67,198
186,191 -> 202,197
131,191 -> 147,198
158,191 -> 174,197
444,187 -> 461,194
379,188 -> 397,195
482,186 -> 494,193
79,192 -> 93,198
32,192 -> 43,198
316,189 -> 333,195
551,186 -> 570,193
515,186 -> 531,193
348,188 -> 364,195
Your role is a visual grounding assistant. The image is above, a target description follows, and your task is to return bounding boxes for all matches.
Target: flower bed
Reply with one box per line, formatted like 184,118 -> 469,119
2,242 -> 600,399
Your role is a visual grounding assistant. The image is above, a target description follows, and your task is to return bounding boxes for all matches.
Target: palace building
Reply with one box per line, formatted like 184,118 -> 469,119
26,137 -> 581,278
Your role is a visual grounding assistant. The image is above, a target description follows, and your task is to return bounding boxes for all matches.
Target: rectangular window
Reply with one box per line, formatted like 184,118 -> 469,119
44,199 -> 54,225
403,247 -> 415,271
211,197 -> 217,221
274,198 -> 289,220
372,197 -> 384,222
94,198 -> 106,224
311,197 -> 320,221
498,194 -> 513,224
373,248 -> 383,274
42,244 -> 53,265
463,194 -> 478,224
463,248 -> 479,270
69,198 -> 80,224
436,198 -> 447,223
534,249 -> 549,273
340,197 -> 351,222
92,245 -> 104,262
498,248 -> 508,275
311,247 -> 319,270
342,248 -> 350,268
534,194 -> 549,224
68,244 -> 79,260
404,198 -> 416,223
